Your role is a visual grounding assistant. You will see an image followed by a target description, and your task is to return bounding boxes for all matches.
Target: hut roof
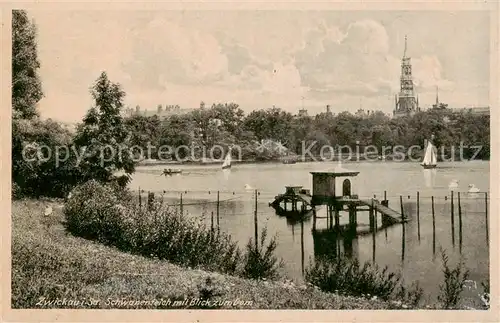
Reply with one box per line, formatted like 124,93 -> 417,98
310,162 -> 360,177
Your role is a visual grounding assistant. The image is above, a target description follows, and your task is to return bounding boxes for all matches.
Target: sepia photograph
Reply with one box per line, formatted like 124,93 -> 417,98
2,1 -> 498,321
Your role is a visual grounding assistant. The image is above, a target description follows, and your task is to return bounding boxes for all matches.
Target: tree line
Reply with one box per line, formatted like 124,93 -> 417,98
125,104 -> 490,161
11,10 -> 490,199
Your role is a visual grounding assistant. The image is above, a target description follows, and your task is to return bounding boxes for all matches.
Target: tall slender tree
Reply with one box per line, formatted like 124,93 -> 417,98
74,72 -> 135,185
12,10 -> 43,119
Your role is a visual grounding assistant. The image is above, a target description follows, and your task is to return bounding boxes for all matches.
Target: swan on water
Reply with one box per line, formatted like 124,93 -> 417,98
44,205 -> 53,216
468,184 -> 480,193
448,179 -> 459,189
244,184 -> 253,190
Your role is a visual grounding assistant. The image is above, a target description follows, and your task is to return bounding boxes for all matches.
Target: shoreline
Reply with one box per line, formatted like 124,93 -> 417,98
138,157 -> 490,167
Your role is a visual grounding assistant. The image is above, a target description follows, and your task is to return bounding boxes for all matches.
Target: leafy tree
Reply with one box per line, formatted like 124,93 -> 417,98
73,72 -> 135,185
12,118 -> 77,197
124,115 -> 161,158
12,10 -> 43,120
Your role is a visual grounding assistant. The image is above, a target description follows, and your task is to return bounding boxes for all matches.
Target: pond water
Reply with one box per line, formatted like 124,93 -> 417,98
130,160 -> 490,303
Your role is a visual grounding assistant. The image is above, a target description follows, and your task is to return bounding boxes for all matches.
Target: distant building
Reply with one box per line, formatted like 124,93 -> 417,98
393,36 -> 420,117
431,86 -> 449,110
459,106 -> 490,116
298,108 -> 308,117
355,109 -> 374,117
123,104 -> 195,119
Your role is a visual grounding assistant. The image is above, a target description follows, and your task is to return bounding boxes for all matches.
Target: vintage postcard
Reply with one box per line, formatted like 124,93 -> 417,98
1,1 -> 499,322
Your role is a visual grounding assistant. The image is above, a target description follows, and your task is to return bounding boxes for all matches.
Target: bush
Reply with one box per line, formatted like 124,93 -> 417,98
12,118 -> 83,198
64,181 -> 242,275
305,256 -> 402,301
480,279 -> 490,309
437,250 -> 470,309
242,227 -> 284,280
63,180 -> 127,245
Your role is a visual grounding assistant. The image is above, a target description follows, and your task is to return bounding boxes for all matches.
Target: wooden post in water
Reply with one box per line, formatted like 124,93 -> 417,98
216,191 -> 220,233
401,219 -> 405,263
147,191 -> 155,211
312,208 -> 317,231
211,211 -> 214,235
399,195 -> 405,221
417,191 -> 421,241
330,205 -> 334,230
325,205 -> 329,229
451,191 -> 455,247
254,189 -> 259,249
348,204 -> 357,234
300,219 -> 305,275
485,192 -> 489,246
334,209 -> 340,231
458,192 -> 463,252
369,199 -> 375,232
180,193 -> 183,216
431,196 -> 436,256
371,199 -> 376,262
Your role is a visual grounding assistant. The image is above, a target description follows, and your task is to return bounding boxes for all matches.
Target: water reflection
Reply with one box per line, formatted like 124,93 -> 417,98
312,228 -> 359,262
423,169 -> 437,188
222,168 -> 231,181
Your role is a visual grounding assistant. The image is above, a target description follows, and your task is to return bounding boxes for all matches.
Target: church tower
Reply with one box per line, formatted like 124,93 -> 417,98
393,36 -> 420,117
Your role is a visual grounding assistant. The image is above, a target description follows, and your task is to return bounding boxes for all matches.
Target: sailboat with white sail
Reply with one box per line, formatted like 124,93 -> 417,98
222,148 -> 232,169
421,139 -> 437,169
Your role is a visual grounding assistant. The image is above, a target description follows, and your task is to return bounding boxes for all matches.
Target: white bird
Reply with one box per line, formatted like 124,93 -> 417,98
244,184 -> 253,190
468,184 -> 480,193
448,179 -> 459,189
44,205 -> 53,216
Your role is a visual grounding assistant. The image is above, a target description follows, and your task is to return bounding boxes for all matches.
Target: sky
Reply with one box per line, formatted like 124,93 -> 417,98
28,10 -> 491,123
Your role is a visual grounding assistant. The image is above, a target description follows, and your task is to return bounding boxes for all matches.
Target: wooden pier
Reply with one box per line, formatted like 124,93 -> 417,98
269,164 -> 406,233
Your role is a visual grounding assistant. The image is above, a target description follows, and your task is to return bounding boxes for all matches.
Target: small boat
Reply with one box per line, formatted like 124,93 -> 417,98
163,168 -> 182,176
282,158 -> 297,164
421,139 -> 437,169
222,149 -> 232,169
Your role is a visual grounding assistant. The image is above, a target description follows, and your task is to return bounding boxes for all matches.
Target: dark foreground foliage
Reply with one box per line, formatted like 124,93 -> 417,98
437,250 -> 470,309
64,180 -> 242,275
305,256 -> 423,305
242,227 -> 284,280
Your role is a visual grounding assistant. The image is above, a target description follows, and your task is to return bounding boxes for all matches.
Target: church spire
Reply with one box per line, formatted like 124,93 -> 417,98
403,35 -> 408,58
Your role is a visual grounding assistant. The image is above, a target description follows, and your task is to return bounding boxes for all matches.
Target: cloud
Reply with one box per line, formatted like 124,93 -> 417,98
124,17 -> 229,89
292,19 -> 453,100
29,11 -> 487,122
412,55 -> 454,90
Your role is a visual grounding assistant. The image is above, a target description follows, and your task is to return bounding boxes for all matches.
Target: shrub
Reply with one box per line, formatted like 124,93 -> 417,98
12,118 -> 82,198
480,279 -> 490,309
395,281 -> 424,307
242,227 -> 284,280
63,182 -> 242,276
305,256 -> 401,301
437,250 -> 470,309
63,180 -> 130,245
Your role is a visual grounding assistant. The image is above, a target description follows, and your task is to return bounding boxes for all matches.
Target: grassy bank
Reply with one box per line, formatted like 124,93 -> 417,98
12,199 -> 407,309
